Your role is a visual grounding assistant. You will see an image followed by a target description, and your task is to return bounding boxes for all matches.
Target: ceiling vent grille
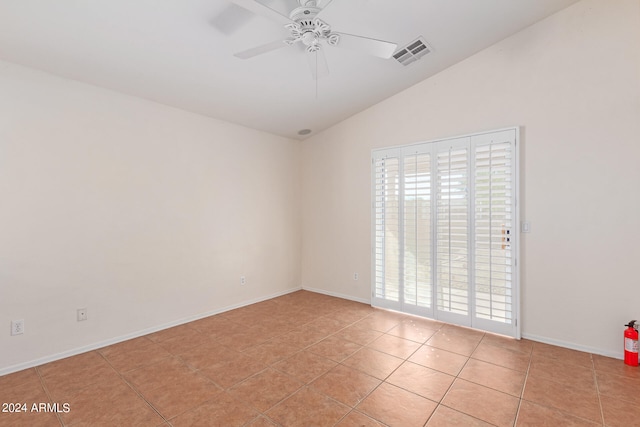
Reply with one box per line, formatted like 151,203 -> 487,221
393,38 -> 431,66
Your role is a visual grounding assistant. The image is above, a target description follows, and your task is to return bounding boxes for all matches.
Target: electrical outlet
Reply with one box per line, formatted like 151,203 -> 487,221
77,308 -> 87,322
240,276 -> 246,285
353,273 -> 359,281
11,319 -> 24,336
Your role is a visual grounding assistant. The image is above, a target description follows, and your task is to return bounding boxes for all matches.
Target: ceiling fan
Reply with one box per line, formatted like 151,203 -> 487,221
228,0 -> 398,79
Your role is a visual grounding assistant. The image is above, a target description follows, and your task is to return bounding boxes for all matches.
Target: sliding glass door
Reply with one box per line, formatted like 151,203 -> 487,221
372,128 -> 519,337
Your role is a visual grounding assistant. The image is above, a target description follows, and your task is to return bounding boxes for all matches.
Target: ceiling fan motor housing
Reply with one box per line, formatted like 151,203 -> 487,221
285,18 -> 339,52
289,6 -> 321,22
286,0 -> 339,53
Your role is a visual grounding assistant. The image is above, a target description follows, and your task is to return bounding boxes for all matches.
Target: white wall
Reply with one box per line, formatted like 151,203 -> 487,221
0,61 -> 301,373
301,0 -> 640,358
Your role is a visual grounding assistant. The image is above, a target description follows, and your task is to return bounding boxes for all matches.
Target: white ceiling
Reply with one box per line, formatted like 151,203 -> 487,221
0,0 -> 580,140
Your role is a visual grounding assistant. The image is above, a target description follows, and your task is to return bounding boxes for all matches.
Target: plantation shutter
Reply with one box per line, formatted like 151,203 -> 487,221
435,141 -> 470,321
403,150 -> 432,313
472,131 -> 516,334
372,151 -> 401,307
371,128 -> 519,337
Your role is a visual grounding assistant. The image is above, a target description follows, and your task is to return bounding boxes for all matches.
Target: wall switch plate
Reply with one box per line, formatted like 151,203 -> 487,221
77,308 -> 88,321
353,273 -> 359,280
240,276 -> 246,285
11,319 -> 24,335
521,221 -> 531,233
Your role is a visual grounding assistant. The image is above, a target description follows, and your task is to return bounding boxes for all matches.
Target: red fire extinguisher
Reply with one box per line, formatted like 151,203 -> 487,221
624,320 -> 638,366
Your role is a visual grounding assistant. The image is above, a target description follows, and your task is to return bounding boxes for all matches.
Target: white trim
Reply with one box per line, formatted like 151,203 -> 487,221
522,332 -> 623,360
302,286 -> 371,305
0,287 -> 302,377
374,127 -> 521,153
514,127 -> 521,339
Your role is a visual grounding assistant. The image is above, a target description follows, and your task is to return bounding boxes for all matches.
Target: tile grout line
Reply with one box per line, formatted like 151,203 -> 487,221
325,319 -> 438,427
523,345 -> 610,426
260,341 -> 367,425
355,321 -> 441,427
511,340 -> 534,426
95,350 -> 172,425
592,354 -> 606,426
429,332 -> 483,426
419,323 -> 451,427
34,365 -> 65,427
257,380 -> 306,426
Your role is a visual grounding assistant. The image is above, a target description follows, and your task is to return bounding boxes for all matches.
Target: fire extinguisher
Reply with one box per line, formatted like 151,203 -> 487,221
624,320 -> 638,366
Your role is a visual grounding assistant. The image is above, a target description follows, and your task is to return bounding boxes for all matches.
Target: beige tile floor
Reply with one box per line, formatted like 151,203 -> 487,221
1,290 -> 639,426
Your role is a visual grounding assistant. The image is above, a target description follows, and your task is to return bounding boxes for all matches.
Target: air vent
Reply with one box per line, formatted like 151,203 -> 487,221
393,38 -> 432,66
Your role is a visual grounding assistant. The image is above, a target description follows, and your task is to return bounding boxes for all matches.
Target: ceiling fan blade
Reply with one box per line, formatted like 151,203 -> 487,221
306,49 -> 329,80
231,0 -> 294,26
316,0 -> 334,7
211,4 -> 254,35
333,32 -> 397,59
315,0 -> 335,19
234,39 -> 288,59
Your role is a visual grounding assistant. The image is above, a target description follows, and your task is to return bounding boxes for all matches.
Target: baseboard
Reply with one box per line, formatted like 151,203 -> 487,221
0,286 -> 302,377
521,332 -> 623,360
302,286 -> 371,305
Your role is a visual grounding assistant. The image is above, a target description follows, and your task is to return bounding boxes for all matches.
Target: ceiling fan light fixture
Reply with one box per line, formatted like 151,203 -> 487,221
302,31 -> 317,46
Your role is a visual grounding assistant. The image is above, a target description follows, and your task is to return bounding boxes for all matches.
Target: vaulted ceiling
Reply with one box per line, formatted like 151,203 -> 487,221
0,0 -> 580,139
